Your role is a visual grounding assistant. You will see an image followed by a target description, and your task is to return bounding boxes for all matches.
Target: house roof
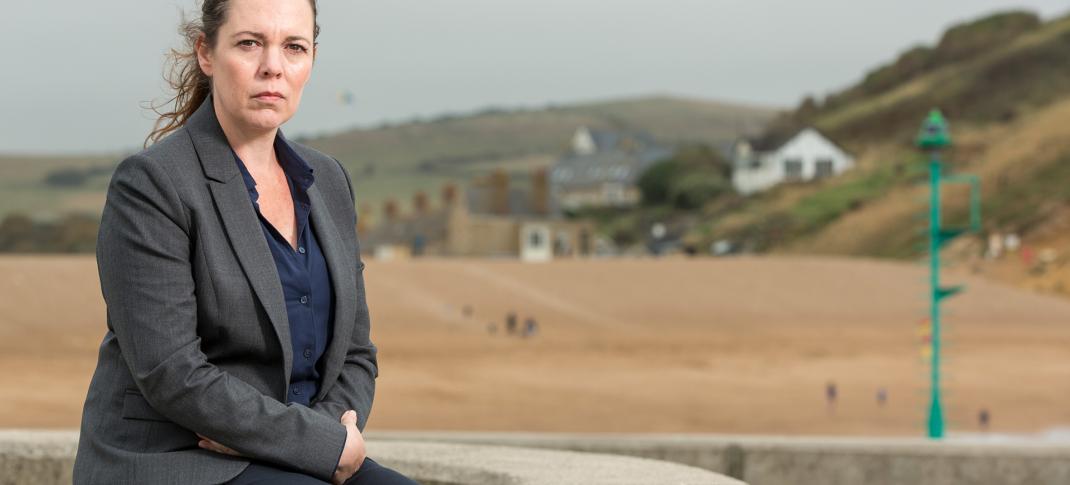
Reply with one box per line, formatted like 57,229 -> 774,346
554,129 -> 673,189
737,127 -> 853,158
583,128 -> 661,153
739,130 -> 796,153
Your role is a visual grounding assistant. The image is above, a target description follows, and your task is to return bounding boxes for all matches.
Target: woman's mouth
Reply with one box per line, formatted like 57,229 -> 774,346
253,92 -> 284,102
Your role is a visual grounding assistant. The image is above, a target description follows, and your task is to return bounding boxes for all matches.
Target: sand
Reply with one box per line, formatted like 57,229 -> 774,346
1,255 -> 1068,437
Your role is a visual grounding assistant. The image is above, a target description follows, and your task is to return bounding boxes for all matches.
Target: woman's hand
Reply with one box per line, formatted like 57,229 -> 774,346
197,433 -> 244,457
332,410 -> 366,485
196,410 -> 364,483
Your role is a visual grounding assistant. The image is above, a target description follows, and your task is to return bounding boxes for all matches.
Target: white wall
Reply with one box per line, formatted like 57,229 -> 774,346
732,128 -> 854,195
520,223 -> 553,262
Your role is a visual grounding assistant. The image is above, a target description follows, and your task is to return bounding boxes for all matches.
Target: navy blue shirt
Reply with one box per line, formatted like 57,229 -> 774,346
232,134 -> 334,407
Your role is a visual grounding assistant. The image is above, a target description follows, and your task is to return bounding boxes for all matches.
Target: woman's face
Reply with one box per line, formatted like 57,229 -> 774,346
197,0 -> 315,134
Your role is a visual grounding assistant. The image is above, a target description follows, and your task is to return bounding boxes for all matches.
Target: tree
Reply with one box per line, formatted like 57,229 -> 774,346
637,144 -> 733,210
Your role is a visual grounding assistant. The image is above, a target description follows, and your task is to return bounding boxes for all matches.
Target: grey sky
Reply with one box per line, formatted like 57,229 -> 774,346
1,1 -> 1066,154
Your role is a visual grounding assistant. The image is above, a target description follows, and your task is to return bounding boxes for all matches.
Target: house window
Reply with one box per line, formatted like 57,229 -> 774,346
529,229 -> 544,247
815,158 -> 834,179
603,183 -> 625,202
784,158 -> 804,181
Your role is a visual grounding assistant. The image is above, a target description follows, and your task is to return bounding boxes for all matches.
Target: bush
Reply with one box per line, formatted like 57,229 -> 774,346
637,160 -> 683,207
637,144 -> 732,210
669,173 -> 730,210
44,168 -> 89,187
0,212 -> 99,253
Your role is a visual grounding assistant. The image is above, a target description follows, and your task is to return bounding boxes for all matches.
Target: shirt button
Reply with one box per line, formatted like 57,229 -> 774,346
300,295 -> 308,304
298,246 -> 306,254
292,387 -> 300,395
303,348 -> 313,359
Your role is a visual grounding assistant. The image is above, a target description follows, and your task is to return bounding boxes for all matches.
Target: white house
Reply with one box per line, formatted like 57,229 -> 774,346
731,128 -> 854,195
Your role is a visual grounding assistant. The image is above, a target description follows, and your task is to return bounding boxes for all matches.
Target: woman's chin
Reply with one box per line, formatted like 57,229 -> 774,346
241,110 -> 292,132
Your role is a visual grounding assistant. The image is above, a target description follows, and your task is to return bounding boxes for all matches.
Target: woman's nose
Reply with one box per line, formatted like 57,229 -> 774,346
259,49 -> 283,78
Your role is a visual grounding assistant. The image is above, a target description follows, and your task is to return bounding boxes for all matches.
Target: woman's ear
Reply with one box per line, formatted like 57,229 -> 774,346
195,34 -> 214,77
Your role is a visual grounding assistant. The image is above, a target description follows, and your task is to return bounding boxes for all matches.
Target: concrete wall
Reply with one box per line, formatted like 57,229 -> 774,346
7,429 -> 1070,485
369,431 -> 1070,485
0,430 -> 742,485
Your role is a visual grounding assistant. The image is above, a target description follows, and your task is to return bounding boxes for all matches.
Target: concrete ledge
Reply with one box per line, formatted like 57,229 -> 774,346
0,430 -> 743,485
0,431 -> 78,485
11,429 -> 1070,484
371,440 -> 744,485
368,431 -> 1070,485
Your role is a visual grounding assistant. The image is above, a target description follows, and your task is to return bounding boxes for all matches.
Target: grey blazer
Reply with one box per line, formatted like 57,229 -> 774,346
73,97 -> 378,484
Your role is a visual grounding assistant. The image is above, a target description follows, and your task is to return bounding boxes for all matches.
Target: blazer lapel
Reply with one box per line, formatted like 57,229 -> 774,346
307,183 -> 356,403
186,97 -> 295,389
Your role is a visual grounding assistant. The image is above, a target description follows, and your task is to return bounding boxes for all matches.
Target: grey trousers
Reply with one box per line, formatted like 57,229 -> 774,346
225,458 -> 419,485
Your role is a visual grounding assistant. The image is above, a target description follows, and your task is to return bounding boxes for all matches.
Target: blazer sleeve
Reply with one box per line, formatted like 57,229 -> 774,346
310,157 -> 379,431
97,154 -> 346,481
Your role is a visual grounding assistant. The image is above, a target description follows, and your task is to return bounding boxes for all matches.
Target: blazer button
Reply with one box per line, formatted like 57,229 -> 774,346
300,295 -> 308,305
298,246 -> 306,254
292,387 -> 300,395
303,348 -> 313,359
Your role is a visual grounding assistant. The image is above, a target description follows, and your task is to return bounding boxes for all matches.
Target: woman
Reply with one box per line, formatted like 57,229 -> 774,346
73,1 -> 417,483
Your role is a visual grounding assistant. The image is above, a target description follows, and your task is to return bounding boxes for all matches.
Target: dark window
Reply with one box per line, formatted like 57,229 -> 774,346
784,158 -> 804,181
815,159 -> 834,178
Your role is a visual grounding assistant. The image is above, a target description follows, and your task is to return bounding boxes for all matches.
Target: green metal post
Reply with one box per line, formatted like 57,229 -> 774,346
916,110 -> 981,439
927,153 -> 945,439
916,109 -> 953,439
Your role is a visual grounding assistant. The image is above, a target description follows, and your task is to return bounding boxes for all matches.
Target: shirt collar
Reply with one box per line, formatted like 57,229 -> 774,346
231,130 -> 316,203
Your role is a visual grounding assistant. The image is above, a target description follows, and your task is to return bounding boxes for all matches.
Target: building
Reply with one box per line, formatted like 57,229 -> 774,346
551,126 -> 673,210
360,170 -> 596,260
731,128 -> 854,195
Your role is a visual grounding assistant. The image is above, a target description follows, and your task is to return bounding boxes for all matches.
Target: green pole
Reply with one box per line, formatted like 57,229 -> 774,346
917,109 -> 952,439
927,153 -> 945,439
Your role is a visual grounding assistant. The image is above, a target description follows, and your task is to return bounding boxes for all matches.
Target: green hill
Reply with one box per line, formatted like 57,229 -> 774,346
302,95 -> 777,215
679,10 -> 1070,260
0,96 -> 777,226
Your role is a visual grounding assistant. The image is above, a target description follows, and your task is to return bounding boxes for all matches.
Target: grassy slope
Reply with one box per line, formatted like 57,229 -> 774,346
690,12 -> 1070,262
304,95 -> 777,212
0,96 -> 778,221
0,154 -> 118,220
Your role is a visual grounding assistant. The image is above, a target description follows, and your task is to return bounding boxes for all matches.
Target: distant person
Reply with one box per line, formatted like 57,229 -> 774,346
876,387 -> 887,407
826,381 -> 838,412
72,1 -> 417,484
461,304 -> 473,318
522,317 -> 538,338
506,311 -> 518,335
986,232 -> 1003,259
1022,245 -> 1035,267
979,408 -> 991,431
411,234 -> 425,257
1004,233 -> 1021,252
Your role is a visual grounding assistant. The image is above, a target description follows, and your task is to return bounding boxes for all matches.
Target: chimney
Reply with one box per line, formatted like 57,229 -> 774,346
532,167 -> 549,216
383,198 -> 399,223
441,183 -> 458,208
357,202 -> 374,234
413,191 -> 429,215
490,169 -> 510,215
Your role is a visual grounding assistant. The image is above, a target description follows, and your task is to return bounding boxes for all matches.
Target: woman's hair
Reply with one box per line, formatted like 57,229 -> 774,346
145,0 -> 319,146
